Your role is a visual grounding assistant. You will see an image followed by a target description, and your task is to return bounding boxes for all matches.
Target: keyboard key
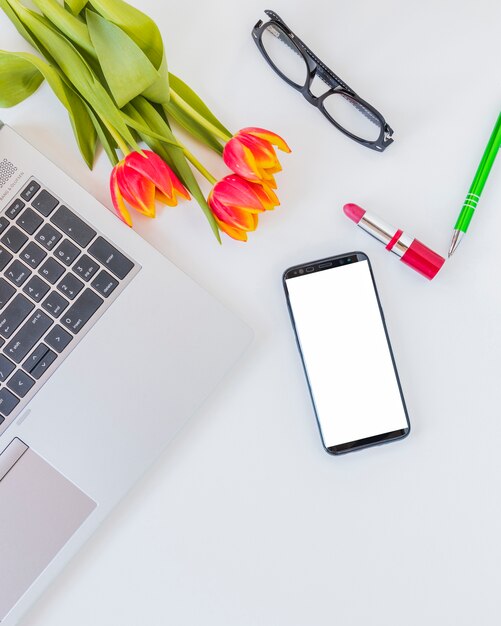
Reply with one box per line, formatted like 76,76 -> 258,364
0,354 -> 15,382
0,294 -> 34,338
73,254 -> 99,282
0,247 -> 13,271
30,349 -> 57,380
22,343 -> 49,373
54,239 -> 80,266
0,388 -> 19,416
7,370 -> 35,397
31,189 -> 58,216
5,259 -> 32,287
5,199 -> 25,219
45,325 -> 72,353
19,241 -> 47,268
16,207 -> 44,235
91,269 -> 119,298
0,277 -> 16,309
88,237 -> 133,279
0,217 -> 9,235
4,310 -> 53,363
20,180 -> 40,202
57,273 -> 84,300
1,226 -> 28,253
38,257 -> 65,284
23,275 -> 50,302
35,223 -> 62,251
51,206 -> 96,247
42,291 -> 68,318
61,288 -> 103,334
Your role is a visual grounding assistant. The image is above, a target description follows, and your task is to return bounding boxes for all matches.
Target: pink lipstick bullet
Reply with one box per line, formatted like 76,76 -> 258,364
343,203 -> 445,280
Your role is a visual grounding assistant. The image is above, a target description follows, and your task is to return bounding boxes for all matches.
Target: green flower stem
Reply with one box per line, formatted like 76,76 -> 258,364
101,118 -> 129,158
170,89 -> 232,144
182,146 -> 217,185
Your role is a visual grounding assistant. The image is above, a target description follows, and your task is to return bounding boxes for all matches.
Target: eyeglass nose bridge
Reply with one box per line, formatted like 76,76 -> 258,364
303,90 -> 319,105
302,66 -> 332,105
303,78 -> 339,106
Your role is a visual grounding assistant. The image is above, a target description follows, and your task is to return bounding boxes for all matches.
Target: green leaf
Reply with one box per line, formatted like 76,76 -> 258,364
89,0 -> 169,102
89,0 -> 163,67
164,98 -> 223,155
141,53 -> 169,104
0,49 -> 96,168
169,73 -> 231,139
0,52 -> 44,106
63,82 -> 98,169
5,0 -> 140,152
32,0 -> 94,56
126,97 -> 221,242
64,0 -> 88,15
84,103 -> 118,165
0,0 -> 44,53
120,111 -> 179,147
86,10 -> 159,108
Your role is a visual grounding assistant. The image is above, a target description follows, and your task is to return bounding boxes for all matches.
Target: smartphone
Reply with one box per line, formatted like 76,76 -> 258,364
283,252 -> 410,454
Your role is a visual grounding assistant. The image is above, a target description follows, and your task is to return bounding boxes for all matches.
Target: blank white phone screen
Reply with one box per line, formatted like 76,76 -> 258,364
286,260 -> 407,447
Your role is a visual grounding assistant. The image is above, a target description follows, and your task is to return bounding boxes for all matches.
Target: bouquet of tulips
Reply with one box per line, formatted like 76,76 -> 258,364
0,0 -> 290,241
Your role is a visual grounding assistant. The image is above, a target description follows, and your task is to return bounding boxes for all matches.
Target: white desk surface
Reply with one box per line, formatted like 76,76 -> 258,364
2,0 -> 501,624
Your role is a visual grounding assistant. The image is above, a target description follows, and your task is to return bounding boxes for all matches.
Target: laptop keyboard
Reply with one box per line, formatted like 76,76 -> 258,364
0,178 -> 139,432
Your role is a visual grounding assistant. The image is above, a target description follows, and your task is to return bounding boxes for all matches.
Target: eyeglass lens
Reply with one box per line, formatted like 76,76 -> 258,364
261,24 -> 308,87
260,23 -> 383,143
322,94 -> 381,142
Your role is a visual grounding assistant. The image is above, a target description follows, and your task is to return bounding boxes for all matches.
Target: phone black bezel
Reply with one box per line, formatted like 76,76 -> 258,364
283,251 -> 410,455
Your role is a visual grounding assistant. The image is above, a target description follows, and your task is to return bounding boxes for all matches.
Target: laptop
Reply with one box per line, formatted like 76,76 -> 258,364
0,122 -> 252,625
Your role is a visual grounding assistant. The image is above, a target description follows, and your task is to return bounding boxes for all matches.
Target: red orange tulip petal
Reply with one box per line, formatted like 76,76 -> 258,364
242,127 -> 291,153
257,169 -> 277,188
208,192 -> 256,231
156,190 -> 178,207
238,134 -> 279,168
125,150 -> 190,206
124,150 -> 173,196
224,137 -> 279,187
117,162 -> 156,217
216,218 -> 249,241
223,138 -> 261,182
171,173 -> 191,201
213,176 -> 267,214
110,166 -> 133,227
253,182 -> 280,211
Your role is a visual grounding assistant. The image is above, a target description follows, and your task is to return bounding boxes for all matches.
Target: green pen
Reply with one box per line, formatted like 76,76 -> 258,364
449,111 -> 501,257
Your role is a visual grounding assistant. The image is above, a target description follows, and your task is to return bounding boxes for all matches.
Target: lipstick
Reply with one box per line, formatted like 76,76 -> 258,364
343,203 -> 445,280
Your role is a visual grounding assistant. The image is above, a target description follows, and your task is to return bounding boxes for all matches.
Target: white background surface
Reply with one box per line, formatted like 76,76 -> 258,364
1,0 -> 501,624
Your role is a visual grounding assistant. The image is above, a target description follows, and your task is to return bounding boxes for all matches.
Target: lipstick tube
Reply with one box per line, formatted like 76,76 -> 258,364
343,203 -> 445,280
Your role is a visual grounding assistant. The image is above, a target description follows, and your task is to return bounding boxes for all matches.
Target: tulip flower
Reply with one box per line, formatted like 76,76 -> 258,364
223,127 -> 291,188
208,174 -> 280,241
110,150 -> 190,226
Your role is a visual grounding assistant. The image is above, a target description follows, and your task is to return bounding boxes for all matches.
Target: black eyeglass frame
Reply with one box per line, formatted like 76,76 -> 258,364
252,10 -> 394,152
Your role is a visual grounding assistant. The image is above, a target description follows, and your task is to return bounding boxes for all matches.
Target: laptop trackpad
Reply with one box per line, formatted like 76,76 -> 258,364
0,439 -> 96,621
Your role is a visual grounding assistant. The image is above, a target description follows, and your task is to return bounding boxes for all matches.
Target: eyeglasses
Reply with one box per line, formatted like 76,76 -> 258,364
252,10 -> 394,152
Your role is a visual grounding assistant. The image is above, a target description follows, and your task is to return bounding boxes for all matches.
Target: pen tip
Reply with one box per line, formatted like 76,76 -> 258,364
448,230 -> 463,258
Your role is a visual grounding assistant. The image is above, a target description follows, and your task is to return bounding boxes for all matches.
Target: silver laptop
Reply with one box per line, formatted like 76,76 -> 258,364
0,122 -> 252,625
